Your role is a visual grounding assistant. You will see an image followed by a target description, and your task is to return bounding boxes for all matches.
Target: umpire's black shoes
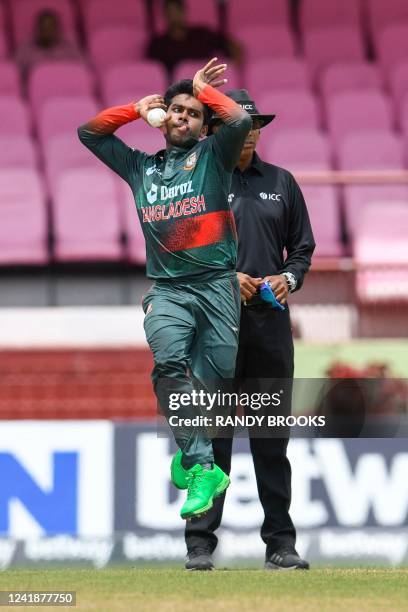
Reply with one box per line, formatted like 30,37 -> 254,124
265,546 -> 310,570
185,547 -> 214,571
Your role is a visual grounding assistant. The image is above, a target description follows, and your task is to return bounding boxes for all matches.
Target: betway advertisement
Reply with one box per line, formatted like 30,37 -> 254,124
0,422 -> 407,567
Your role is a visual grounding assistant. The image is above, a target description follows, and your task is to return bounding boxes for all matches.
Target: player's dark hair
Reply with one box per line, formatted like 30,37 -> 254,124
164,79 -> 212,126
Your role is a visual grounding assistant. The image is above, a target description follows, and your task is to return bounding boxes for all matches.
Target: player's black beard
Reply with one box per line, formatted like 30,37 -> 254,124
165,133 -> 199,149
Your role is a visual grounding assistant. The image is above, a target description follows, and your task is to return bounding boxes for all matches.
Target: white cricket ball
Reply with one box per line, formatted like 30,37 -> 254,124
147,108 -> 166,127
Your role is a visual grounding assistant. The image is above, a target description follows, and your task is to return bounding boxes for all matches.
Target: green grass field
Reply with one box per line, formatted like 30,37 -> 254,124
1,568 -> 407,611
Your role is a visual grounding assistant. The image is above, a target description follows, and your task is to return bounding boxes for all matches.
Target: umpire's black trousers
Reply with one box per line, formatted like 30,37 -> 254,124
185,304 -> 296,554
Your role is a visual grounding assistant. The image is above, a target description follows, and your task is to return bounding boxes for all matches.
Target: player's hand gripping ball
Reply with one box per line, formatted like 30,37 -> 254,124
147,108 -> 167,127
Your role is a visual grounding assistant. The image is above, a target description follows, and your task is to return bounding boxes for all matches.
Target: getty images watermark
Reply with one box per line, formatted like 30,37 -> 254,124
167,390 -> 326,429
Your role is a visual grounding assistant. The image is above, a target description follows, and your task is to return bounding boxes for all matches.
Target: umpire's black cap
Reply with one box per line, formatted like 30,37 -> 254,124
208,89 -> 276,133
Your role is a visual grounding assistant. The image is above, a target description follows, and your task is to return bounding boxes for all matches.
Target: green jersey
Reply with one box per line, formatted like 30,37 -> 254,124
78,86 -> 251,280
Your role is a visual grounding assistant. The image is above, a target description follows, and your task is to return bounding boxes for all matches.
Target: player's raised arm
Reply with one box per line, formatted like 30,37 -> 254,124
77,95 -> 167,183
193,58 -> 252,171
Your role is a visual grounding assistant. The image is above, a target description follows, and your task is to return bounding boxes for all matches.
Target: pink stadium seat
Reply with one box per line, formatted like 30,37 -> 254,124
119,183 -> 146,264
154,0 -> 219,33
44,133 -> 102,195
338,131 -> 404,170
0,61 -> 21,95
53,168 -> 122,261
38,96 -> 98,145
185,0 -> 218,27
88,25 -> 147,71
399,95 -> 408,134
376,25 -> 408,75
0,135 -> 37,169
238,25 -> 296,61
173,59 -> 240,88
101,62 -> 167,107
326,91 -> 393,145
0,95 -> 31,135
229,0 -> 289,28
83,0 -> 145,34
263,129 -> 332,171
0,3 -> 7,59
355,202 -> 408,302
29,61 -> 95,116
110,119 -> 166,154
300,185 -> 342,257
344,185 -> 408,241
245,59 -> 311,97
367,0 -> 408,37
0,168 -> 47,264
300,0 -> 361,30
11,0 -> 77,45
304,26 -> 365,79
389,61 -> 408,115
320,61 -> 382,99
258,90 -> 320,133
0,35 -> 6,60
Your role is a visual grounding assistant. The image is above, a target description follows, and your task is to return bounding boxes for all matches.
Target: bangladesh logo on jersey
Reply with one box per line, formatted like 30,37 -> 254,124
184,151 -> 197,171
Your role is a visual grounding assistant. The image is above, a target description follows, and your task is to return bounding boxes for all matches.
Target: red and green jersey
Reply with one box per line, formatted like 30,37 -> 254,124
78,85 -> 251,280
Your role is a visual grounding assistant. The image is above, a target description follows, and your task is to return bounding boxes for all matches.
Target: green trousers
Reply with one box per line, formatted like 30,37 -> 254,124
142,272 -> 240,468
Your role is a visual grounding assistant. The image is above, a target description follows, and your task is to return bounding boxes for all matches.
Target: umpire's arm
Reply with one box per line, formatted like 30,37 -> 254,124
280,173 -> 316,292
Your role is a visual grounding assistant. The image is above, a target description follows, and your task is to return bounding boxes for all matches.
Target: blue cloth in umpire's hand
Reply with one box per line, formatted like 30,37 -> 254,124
260,282 -> 285,311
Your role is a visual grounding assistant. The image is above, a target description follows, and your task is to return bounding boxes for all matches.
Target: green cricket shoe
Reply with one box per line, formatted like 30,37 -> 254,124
180,463 -> 230,520
170,449 -> 188,490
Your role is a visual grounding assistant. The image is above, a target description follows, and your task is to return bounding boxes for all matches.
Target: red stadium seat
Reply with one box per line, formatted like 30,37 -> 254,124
28,61 -> 95,116
304,26 -> 365,79
355,202 -> 408,302
258,90 -> 320,133
0,168 -> 48,264
101,61 -> 167,107
37,96 -> 98,146
0,134 -> 37,169
10,0 -> 77,45
0,95 -> 31,135
245,59 -> 311,98
337,131 -> 404,171
300,185 -> 343,257
263,129 -> 332,171
238,24 -> 296,61
300,0 -> 362,31
53,168 -> 123,262
88,25 -> 147,72
0,61 -> 21,96
326,90 -> 393,145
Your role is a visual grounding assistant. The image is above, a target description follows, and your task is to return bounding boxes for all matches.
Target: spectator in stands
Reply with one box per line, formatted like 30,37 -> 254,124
16,9 -> 82,77
146,0 -> 242,78
184,90 -> 315,571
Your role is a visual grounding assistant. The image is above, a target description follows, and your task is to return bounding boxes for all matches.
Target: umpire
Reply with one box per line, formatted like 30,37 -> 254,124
184,89 -> 315,570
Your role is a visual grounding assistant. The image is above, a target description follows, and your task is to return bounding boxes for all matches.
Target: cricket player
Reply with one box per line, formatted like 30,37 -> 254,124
78,59 -> 251,520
